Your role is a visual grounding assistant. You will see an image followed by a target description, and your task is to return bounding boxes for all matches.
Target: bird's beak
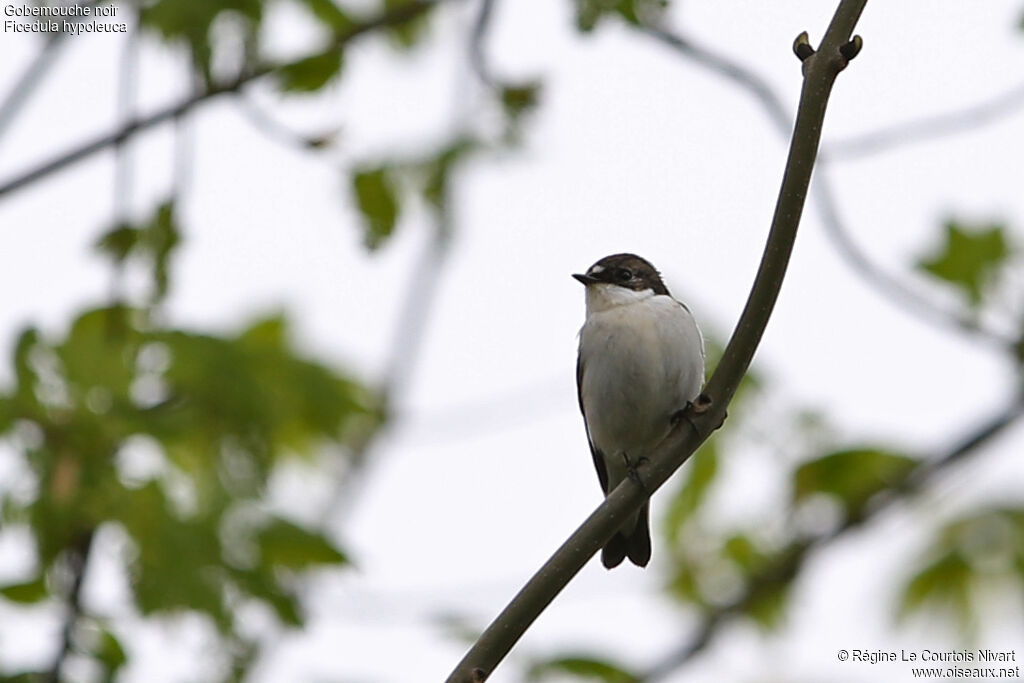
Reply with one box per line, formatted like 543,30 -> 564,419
573,273 -> 600,285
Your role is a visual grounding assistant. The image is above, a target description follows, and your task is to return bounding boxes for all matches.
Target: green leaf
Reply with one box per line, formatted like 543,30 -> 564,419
421,138 -> 477,210
294,0 -> 353,33
793,448 -> 916,513
383,0 -> 430,49
899,551 -> 973,627
745,583 -> 789,630
229,566 -> 302,626
94,626 -> 128,675
723,534 -> 764,573
916,220 -> 1012,307
500,81 -> 542,121
898,507 -> 1024,635
56,306 -> 139,403
574,0 -> 668,32
614,0 -> 668,26
0,576 -> 48,604
140,0 -> 264,81
528,655 -> 639,682
94,202 -> 181,302
95,224 -> 140,264
117,483 -> 230,628
258,518 -> 347,568
351,166 -> 400,250
147,202 -> 180,301
276,51 -> 344,93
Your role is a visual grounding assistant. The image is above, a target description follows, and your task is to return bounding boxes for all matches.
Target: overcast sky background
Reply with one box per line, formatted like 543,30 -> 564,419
2,1 -> 1024,681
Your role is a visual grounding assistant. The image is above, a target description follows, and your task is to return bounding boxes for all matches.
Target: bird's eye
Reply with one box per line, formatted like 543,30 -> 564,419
617,268 -> 633,282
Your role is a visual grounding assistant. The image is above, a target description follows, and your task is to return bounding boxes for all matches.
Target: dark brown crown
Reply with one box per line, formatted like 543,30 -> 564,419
576,253 -> 670,295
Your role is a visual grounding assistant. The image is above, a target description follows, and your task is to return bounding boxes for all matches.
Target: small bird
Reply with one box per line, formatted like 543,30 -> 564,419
574,253 -> 705,569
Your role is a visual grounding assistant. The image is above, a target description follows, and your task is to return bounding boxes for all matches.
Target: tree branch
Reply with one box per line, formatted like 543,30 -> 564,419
47,528 -> 96,683
0,0 -> 100,147
824,79 -> 1024,161
0,0 -> 446,200
468,0 -> 498,87
444,3 -> 868,681
811,169 -> 1015,348
641,390 -> 1024,681
641,24 -> 791,137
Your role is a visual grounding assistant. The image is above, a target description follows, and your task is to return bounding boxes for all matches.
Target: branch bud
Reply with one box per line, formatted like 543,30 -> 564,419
839,35 -> 863,61
792,31 -> 815,61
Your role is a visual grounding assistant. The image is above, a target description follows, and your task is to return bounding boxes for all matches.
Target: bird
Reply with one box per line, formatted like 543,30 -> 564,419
574,253 -> 705,569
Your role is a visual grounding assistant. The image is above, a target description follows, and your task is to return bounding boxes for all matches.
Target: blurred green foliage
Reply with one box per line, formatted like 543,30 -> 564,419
527,655 -> 640,682
917,220 -> 1013,307
0,301 -> 377,675
1,189 -> 380,678
794,448 -> 917,517
573,0 -> 669,32
900,506 -> 1024,637
276,51 -> 345,92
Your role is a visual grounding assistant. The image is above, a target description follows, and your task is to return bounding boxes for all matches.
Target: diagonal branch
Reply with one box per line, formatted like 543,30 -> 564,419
824,79 -> 1024,161
0,0 -> 101,146
641,24 -> 792,137
641,390 -> 1024,681
0,0 -> 446,200
444,2 -> 868,680
811,169 -> 1015,348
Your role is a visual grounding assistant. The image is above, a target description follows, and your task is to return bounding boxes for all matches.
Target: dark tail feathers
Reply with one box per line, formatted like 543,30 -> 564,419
601,503 -> 651,569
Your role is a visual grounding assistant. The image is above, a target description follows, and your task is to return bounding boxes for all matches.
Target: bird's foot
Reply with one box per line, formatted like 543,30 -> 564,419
672,393 -> 725,432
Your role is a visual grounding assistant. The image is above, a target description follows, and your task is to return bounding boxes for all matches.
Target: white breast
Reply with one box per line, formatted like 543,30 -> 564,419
578,288 -> 705,469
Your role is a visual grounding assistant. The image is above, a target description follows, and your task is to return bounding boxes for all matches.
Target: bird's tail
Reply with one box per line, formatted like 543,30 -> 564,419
601,502 -> 651,569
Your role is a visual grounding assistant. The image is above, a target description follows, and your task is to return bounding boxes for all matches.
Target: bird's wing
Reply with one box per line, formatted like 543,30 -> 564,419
577,349 -> 609,493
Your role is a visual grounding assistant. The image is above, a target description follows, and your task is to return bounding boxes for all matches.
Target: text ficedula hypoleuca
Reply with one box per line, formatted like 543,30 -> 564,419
574,253 -> 705,569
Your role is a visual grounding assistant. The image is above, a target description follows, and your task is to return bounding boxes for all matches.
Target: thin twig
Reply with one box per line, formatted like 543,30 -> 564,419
0,0 -> 100,146
234,94 -> 338,152
642,24 -> 792,136
324,192 -> 456,524
824,79 -> 1024,161
47,529 -> 96,683
444,3 -> 867,679
641,392 -> 1024,681
0,0 -> 447,200
812,169 -> 1015,348
468,0 -> 497,87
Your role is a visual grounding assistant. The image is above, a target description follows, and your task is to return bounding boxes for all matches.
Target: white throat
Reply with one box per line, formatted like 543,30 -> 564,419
585,283 -> 656,315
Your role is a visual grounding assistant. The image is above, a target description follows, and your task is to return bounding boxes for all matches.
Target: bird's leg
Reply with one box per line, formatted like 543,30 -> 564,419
621,452 -> 650,492
672,393 -> 725,432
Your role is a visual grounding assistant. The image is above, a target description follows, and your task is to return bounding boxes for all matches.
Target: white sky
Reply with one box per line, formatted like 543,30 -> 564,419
2,1 -> 1024,682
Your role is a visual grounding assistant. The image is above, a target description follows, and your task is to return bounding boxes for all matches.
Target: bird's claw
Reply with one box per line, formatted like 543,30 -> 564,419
672,393 -> 725,432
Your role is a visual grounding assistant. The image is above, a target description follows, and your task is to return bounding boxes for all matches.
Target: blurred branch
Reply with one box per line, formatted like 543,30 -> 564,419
641,20 -> 1016,349
824,79 -> 1024,161
325,190 -> 455,523
0,0 -> 448,200
0,0 -> 99,147
812,170 -> 1015,348
642,24 -> 791,136
47,529 -> 96,683
641,390 -> 1024,681
444,3 -> 868,680
468,0 -> 498,87
234,94 -> 339,152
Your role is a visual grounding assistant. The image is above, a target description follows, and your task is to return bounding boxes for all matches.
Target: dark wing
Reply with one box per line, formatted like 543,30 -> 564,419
577,349 -> 609,493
